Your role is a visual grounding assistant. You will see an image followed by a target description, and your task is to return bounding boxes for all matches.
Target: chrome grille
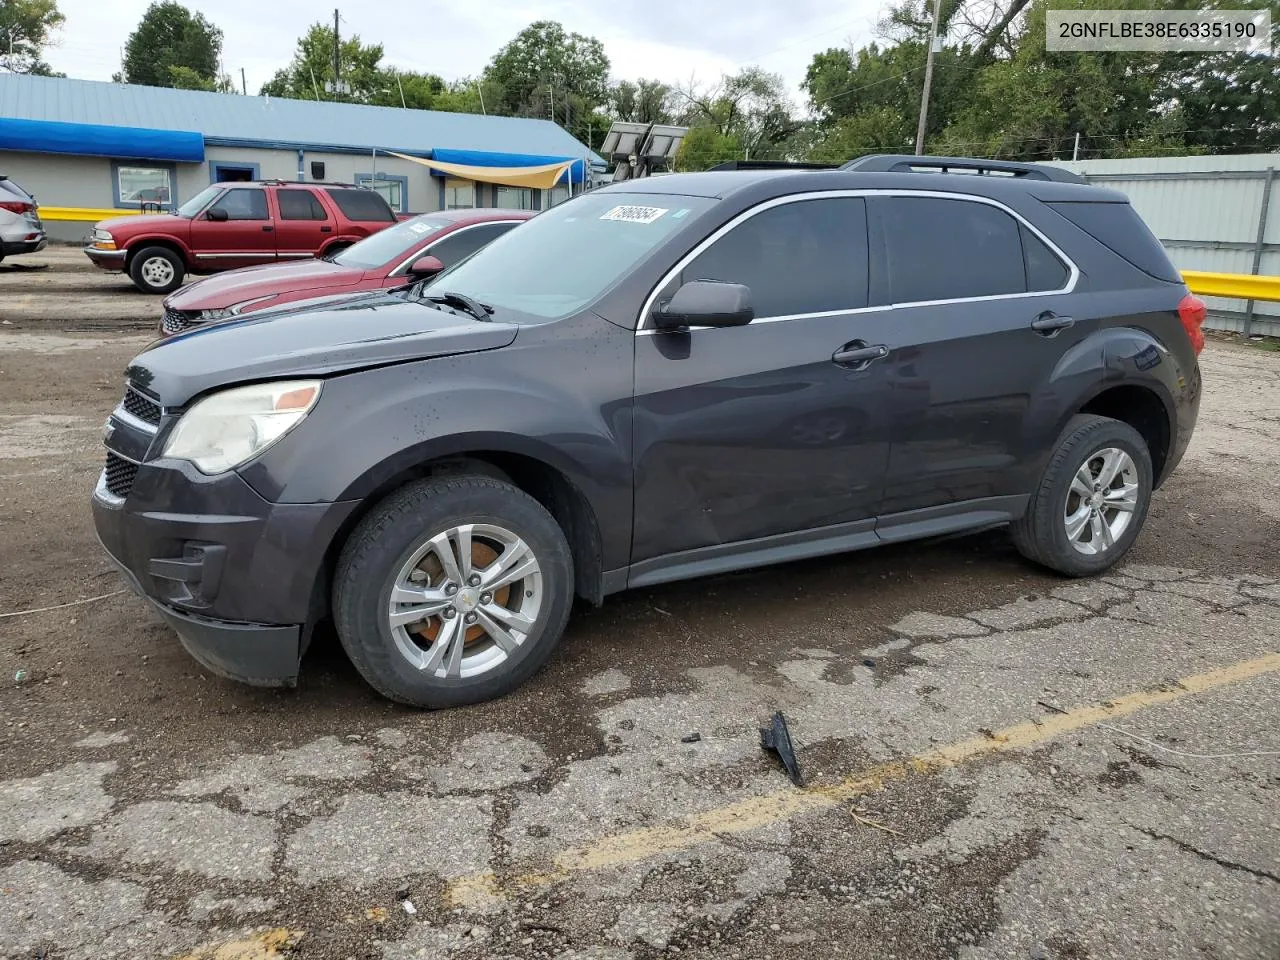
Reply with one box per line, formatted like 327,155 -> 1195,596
104,452 -> 139,499
162,309 -> 196,336
122,386 -> 162,425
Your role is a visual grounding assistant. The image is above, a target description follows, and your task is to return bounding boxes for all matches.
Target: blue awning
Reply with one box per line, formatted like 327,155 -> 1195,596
0,118 -> 205,163
429,148 -> 588,184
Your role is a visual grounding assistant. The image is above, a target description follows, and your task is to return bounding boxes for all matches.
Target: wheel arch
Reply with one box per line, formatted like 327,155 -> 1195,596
124,237 -> 192,271
1074,384 -> 1173,486
321,439 -> 607,610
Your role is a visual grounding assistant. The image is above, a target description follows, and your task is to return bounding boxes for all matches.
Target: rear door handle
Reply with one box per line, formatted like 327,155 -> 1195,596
320,225 -> 332,233
262,224 -> 274,232
1031,311 -> 1075,335
832,342 -> 889,369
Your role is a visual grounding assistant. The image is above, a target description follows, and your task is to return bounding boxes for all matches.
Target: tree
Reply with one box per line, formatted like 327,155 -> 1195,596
122,2 -> 223,89
0,0 -> 64,75
483,21 -> 611,118
673,68 -> 799,166
260,23 -> 389,103
610,79 -> 674,125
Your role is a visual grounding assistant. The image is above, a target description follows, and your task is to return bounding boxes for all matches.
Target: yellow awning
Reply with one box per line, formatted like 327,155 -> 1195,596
387,151 -> 573,189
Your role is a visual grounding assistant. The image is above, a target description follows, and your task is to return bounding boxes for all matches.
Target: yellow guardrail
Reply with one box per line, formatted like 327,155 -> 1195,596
1182,270 -> 1280,302
39,207 -> 143,222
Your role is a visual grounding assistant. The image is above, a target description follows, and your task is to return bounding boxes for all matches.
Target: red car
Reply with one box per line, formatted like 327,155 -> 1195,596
85,181 -> 400,295
158,209 -> 534,337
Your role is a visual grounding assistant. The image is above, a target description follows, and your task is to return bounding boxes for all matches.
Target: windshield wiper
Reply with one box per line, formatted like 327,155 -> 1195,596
422,290 -> 494,322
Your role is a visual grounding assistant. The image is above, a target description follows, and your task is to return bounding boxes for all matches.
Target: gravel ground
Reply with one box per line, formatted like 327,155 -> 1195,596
0,272 -> 1277,960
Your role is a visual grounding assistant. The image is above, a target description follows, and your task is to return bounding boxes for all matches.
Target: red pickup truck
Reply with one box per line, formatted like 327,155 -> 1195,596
84,180 -> 399,294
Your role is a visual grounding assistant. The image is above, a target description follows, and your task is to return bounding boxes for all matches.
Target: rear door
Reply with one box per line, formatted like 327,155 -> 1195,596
273,188 -> 334,259
631,195 -> 895,569
188,187 -> 277,269
866,193 -> 1089,526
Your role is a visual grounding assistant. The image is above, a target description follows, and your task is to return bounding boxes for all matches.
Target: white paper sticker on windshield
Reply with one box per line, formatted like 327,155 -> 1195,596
408,222 -> 430,234
600,205 -> 669,224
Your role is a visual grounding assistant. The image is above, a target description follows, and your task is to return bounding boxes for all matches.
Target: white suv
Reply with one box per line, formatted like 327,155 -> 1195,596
0,177 -> 47,263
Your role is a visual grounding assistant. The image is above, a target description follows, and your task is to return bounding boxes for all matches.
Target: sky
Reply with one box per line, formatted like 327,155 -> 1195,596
42,0 -> 887,105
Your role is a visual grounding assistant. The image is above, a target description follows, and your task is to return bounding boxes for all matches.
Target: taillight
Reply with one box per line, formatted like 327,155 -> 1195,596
0,200 -> 33,215
1178,292 -> 1206,355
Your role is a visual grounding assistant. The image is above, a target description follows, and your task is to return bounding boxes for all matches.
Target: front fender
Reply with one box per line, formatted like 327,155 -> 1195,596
124,235 -> 195,266
239,319 -> 635,569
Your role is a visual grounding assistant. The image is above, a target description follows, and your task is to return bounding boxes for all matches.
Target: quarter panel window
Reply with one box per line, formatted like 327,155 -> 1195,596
1021,224 -> 1069,291
677,197 -> 869,318
879,197 -> 1026,303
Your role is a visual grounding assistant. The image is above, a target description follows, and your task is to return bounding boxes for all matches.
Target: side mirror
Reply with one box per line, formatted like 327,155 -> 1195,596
206,207 -> 229,222
653,279 -> 753,330
409,254 -> 445,276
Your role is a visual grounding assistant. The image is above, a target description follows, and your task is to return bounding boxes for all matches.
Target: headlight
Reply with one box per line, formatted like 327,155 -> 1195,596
90,228 -> 116,250
196,295 -> 280,323
162,380 -> 322,474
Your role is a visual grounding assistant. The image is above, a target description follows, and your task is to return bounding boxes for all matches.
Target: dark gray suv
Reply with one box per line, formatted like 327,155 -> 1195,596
92,155 -> 1205,708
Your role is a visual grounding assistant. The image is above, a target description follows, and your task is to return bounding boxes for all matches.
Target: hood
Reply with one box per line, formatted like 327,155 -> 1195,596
98,213 -> 185,235
126,293 -> 518,407
166,258 -> 365,311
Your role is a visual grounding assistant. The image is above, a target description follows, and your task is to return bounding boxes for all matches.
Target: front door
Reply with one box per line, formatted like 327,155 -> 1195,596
273,188 -> 333,260
188,187 -> 277,270
631,196 -> 893,569
866,194 -> 1091,523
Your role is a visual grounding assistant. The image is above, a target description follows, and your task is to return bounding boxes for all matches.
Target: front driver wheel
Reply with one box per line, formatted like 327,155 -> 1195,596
129,246 -> 185,294
1011,414 -> 1153,577
333,475 -> 574,708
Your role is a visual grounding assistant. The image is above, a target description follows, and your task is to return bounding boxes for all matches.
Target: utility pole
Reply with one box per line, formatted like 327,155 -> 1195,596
333,9 -> 341,100
914,0 -> 944,156
395,71 -> 406,108
1072,131 -> 1081,161
240,67 -> 247,96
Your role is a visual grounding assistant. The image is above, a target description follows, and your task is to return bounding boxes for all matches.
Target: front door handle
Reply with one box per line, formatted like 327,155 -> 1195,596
262,224 -> 274,232
1031,311 -> 1075,335
832,342 -> 889,369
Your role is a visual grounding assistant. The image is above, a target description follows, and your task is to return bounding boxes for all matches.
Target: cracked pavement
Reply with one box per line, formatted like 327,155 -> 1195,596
2,324 -> 1279,959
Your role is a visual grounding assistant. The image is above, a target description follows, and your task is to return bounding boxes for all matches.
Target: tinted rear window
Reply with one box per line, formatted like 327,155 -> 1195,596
325,188 -> 396,222
1021,224 -> 1069,291
0,178 -> 32,200
277,189 -> 328,220
879,197 -> 1026,302
1046,201 -> 1180,282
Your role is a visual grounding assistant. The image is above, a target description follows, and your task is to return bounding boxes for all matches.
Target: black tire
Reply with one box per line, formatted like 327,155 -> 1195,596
128,245 -> 185,294
1012,414 -> 1153,577
333,475 -> 574,708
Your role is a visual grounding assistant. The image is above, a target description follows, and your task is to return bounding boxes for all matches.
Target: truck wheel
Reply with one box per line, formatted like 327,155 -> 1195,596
1011,414 -> 1153,577
333,475 -> 574,708
129,246 -> 184,294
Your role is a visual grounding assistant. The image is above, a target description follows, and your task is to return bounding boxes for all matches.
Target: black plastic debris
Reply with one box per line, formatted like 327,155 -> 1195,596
681,732 -> 702,744
759,711 -> 803,786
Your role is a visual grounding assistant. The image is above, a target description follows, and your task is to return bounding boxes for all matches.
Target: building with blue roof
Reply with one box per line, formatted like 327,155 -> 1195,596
0,74 -> 603,240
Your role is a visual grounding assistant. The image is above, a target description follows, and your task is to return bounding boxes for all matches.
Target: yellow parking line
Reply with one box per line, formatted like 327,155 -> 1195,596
448,651 -> 1280,907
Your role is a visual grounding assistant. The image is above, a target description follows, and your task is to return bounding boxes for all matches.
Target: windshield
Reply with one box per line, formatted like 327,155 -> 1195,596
333,214 -> 452,270
432,193 -> 714,320
176,185 -> 223,218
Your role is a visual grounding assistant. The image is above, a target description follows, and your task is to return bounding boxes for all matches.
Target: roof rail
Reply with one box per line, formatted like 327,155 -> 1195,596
706,160 -> 837,172
257,179 -> 361,188
840,154 -> 1086,184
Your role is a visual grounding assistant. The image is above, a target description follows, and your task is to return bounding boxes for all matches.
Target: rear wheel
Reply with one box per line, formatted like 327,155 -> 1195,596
1012,414 -> 1153,577
129,246 -> 184,294
333,475 -> 574,708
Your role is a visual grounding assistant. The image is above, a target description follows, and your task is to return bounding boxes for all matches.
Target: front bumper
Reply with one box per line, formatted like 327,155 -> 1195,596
2,236 -> 47,256
84,245 -> 127,270
91,416 -> 359,686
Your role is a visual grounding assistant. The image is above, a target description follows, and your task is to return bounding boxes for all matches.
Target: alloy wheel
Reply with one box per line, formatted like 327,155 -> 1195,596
386,522 -> 543,678
1063,446 -> 1139,555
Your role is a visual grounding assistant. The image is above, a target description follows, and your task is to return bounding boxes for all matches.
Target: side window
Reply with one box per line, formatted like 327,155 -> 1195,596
878,197 -> 1025,303
1021,224 -> 1069,291
676,197 -> 869,318
277,189 -> 328,221
212,188 -> 269,221
427,223 -> 514,268
325,188 -> 397,222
